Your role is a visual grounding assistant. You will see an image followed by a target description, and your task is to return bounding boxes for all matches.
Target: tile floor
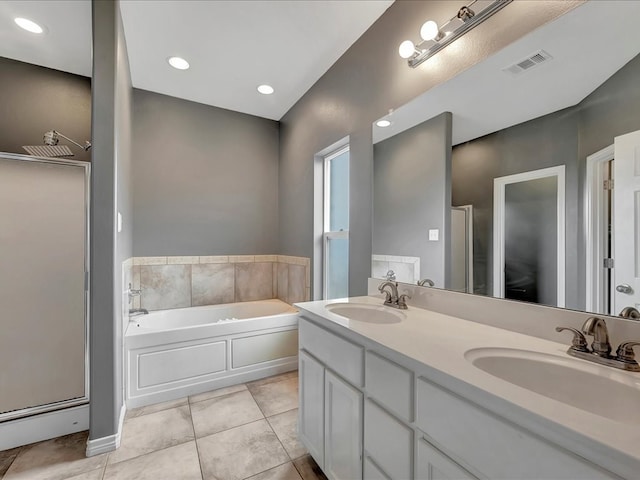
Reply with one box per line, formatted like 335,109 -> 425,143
1,371 -> 327,480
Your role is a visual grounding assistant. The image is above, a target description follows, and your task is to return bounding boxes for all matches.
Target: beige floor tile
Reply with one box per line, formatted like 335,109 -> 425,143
266,409 -> 306,460
292,455 -> 327,480
61,467 -> 104,480
0,446 -> 22,478
246,462 -> 302,480
197,419 -> 289,480
249,377 -> 298,417
126,397 -> 188,419
103,442 -> 201,480
189,383 -> 247,404
190,390 -> 263,438
246,371 -> 298,390
108,405 -> 194,465
3,432 -> 107,480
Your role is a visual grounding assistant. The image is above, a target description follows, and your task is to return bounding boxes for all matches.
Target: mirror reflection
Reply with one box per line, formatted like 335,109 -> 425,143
372,1 -> 640,316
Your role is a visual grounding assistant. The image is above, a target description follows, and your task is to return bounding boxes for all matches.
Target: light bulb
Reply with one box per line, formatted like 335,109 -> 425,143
376,120 -> 391,128
15,17 -> 43,34
168,57 -> 190,70
257,84 -> 274,95
420,20 -> 440,41
398,40 -> 416,59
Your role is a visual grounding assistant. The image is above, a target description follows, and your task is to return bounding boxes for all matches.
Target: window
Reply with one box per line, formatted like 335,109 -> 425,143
323,145 -> 349,299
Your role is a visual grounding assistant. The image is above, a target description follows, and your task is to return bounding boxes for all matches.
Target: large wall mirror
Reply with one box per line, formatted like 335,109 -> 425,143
371,1 -> 640,317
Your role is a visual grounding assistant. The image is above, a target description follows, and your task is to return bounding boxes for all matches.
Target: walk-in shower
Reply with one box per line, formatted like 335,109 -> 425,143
0,151 -> 90,449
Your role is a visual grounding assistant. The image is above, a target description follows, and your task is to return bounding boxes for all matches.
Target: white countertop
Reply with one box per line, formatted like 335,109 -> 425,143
296,296 -> 640,478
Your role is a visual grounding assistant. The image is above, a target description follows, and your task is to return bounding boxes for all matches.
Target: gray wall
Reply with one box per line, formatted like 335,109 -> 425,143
89,0 -> 133,443
452,52 -> 640,311
373,113 -> 452,288
278,1 -> 576,297
132,89 -> 279,256
0,57 -> 91,162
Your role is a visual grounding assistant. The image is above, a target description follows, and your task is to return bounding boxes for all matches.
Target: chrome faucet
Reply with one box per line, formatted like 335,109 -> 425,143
384,270 -> 396,281
556,316 -> 640,371
619,306 -> 640,320
417,278 -> 434,287
128,283 -> 142,303
378,281 -> 410,310
129,308 -> 149,318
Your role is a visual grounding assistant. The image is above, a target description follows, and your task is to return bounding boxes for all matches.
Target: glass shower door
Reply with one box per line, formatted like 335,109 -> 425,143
0,153 -> 89,420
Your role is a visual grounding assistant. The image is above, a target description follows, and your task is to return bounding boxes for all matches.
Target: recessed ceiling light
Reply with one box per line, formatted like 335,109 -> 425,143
167,56 -> 190,70
376,120 -> 392,128
15,17 -> 43,34
257,84 -> 274,95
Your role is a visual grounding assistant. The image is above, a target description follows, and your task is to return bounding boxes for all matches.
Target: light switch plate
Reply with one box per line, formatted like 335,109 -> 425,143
429,229 -> 439,241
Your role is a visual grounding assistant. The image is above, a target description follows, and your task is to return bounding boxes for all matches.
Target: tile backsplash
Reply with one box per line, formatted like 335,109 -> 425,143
128,255 -> 310,311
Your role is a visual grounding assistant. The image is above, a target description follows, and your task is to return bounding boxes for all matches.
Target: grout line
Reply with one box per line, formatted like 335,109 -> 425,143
188,386 -> 249,406
241,458 -> 294,480
187,399 -> 205,480
99,457 -> 108,480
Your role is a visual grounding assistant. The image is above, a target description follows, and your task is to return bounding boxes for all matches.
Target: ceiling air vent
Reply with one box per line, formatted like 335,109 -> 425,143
502,50 -> 553,75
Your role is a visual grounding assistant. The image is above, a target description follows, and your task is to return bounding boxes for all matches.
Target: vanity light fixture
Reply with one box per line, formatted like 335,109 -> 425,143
167,56 -> 190,70
376,120 -> 391,128
14,17 -> 44,34
399,0 -> 512,68
257,84 -> 274,95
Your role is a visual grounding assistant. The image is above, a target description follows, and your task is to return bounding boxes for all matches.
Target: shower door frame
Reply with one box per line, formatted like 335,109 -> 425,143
0,151 -> 90,422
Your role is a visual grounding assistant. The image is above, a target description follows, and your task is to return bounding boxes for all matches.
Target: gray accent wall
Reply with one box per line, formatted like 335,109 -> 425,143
0,57 -> 91,162
131,89 -> 279,256
373,113 -> 452,288
278,1 -> 576,297
89,0 -> 133,443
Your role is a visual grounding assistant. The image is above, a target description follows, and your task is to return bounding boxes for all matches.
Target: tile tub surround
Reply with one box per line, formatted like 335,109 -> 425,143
129,255 -> 310,311
0,372 -> 327,480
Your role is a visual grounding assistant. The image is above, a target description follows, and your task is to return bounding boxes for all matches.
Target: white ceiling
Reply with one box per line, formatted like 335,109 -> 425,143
373,0 -> 640,145
0,0 -> 392,121
0,1 -> 92,77
120,0 -> 393,120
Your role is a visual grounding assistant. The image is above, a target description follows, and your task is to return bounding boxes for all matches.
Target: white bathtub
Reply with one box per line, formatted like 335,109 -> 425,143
125,299 -> 299,408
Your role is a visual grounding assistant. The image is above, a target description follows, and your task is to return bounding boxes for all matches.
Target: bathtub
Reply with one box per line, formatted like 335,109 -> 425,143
125,299 -> 299,408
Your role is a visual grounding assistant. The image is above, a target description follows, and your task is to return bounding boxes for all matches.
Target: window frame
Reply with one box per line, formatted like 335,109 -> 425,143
322,144 -> 350,299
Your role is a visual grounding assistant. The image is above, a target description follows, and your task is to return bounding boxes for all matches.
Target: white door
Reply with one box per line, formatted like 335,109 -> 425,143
416,437 -> 478,480
324,370 -> 363,480
613,130 -> 640,313
299,350 -> 325,467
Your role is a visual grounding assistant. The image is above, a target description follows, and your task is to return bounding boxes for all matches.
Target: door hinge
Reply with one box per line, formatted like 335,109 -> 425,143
603,179 -> 614,190
604,258 -> 614,269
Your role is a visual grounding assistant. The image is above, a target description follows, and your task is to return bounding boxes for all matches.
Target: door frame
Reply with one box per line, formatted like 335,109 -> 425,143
493,166 -> 566,307
584,144 -> 614,314
451,205 -> 474,293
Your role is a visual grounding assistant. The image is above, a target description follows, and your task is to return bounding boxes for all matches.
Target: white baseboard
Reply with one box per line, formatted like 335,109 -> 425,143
85,404 -> 126,457
0,404 -> 89,451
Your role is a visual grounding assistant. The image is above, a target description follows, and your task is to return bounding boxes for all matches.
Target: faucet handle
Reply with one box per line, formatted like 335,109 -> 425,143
615,341 -> 640,364
555,327 -> 590,352
398,294 -> 411,309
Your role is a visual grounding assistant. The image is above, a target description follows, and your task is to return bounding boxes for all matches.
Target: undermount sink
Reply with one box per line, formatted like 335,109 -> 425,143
325,303 -> 404,324
465,348 -> 640,424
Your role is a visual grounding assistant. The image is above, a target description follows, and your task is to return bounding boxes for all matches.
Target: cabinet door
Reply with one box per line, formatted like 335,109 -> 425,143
324,370 -> 363,480
417,437 -> 478,480
299,350 -> 325,467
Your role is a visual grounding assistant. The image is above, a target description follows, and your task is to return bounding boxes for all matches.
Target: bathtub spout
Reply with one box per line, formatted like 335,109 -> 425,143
129,308 -> 149,318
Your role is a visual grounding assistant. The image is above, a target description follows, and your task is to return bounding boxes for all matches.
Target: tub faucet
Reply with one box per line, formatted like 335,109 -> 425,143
129,308 -> 149,318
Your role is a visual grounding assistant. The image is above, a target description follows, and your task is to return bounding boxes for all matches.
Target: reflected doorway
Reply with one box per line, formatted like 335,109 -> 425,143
493,166 -> 566,307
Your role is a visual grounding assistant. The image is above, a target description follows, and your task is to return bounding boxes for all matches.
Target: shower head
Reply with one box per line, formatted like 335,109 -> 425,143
23,130 -> 92,158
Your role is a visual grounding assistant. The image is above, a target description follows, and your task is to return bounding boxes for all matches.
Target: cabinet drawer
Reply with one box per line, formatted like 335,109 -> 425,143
365,351 -> 413,422
416,378 -> 618,480
299,317 -> 363,387
364,400 -> 412,479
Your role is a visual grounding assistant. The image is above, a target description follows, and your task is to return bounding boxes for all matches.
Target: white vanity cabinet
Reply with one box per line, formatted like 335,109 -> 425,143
298,318 -> 363,480
298,312 -> 624,480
